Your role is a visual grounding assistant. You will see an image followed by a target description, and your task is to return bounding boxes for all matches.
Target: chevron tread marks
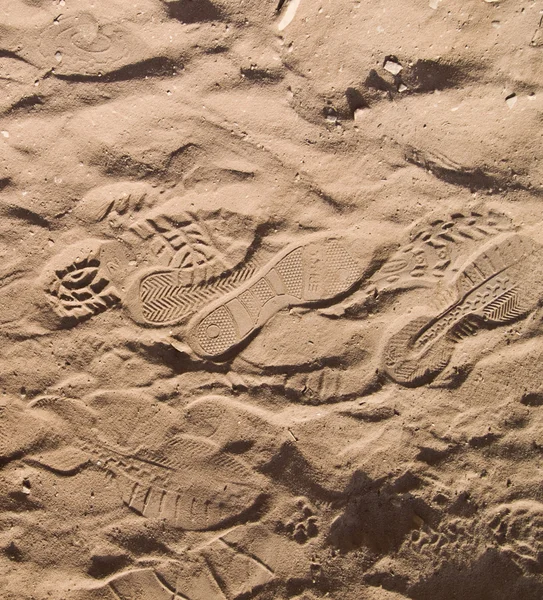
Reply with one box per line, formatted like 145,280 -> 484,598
187,235 -> 363,359
133,263 -> 257,326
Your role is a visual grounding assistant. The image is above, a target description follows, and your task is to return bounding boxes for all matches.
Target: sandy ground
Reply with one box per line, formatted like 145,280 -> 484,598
1,0 -> 543,598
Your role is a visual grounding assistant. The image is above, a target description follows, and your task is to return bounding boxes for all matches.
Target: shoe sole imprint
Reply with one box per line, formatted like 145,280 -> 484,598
43,239 -> 124,325
80,435 -> 264,531
370,209 -> 513,293
384,234 -> 543,386
27,435 -> 264,531
186,234 -> 362,359
38,13 -> 134,77
129,262 -> 257,326
80,533 -> 277,600
26,395 -> 265,531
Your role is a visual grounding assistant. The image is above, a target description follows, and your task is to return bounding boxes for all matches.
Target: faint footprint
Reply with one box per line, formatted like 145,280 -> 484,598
27,396 -> 267,531
73,181 -> 158,231
38,13 -> 138,78
69,532 -> 277,600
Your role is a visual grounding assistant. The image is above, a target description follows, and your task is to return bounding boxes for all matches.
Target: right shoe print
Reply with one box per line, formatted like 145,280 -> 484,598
383,233 -> 543,387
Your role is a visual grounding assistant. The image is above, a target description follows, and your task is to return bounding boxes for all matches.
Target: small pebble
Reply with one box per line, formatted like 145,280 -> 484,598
506,93 -> 517,109
384,59 -> 403,75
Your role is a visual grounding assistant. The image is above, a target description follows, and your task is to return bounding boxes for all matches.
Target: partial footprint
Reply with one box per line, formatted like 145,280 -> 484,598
180,395 -> 285,465
123,200 -> 260,325
73,181 -> 158,231
69,568 -> 180,600
126,260 -> 258,327
37,13 -> 140,78
69,535 -> 276,600
370,208 -> 514,294
40,239 -> 127,326
403,516 -> 479,567
27,396 -> 266,531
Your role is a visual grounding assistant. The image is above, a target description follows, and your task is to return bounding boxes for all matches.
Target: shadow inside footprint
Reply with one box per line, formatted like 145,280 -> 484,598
165,0 -> 223,23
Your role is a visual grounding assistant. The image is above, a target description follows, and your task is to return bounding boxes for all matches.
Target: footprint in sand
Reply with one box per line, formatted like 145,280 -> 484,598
383,233 -> 543,386
38,13 -> 138,78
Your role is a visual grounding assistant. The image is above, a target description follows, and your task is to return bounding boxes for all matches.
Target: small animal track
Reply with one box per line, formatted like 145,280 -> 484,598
187,233 -> 362,359
487,500 -> 543,573
275,497 -> 319,544
383,233 -> 543,386
38,13 -> 136,77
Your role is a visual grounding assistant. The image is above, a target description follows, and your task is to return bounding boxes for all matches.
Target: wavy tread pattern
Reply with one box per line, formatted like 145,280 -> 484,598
404,518 -> 479,567
404,501 -> 543,575
487,501 -> 543,573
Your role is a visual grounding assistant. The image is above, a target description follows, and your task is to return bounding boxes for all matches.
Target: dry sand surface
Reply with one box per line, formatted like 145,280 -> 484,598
1,0 -> 543,598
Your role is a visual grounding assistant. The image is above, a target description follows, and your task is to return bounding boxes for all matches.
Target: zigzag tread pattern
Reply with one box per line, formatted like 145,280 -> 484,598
482,288 -> 529,323
140,264 -> 257,324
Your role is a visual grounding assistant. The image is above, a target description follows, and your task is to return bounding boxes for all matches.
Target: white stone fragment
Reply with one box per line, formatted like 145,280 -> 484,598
384,59 -> 402,75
